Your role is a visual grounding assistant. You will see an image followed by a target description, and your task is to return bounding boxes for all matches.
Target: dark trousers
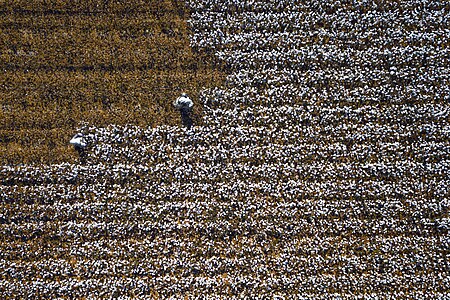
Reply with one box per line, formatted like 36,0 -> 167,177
180,109 -> 193,129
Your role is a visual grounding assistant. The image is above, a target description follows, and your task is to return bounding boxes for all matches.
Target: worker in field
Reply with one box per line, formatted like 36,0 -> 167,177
174,93 -> 194,129
70,133 -> 88,163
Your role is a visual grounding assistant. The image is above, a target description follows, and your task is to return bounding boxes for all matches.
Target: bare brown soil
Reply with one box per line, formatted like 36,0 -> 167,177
0,0 -> 226,164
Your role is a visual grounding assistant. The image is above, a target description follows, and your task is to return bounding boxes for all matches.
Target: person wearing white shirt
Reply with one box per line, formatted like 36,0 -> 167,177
174,93 -> 194,129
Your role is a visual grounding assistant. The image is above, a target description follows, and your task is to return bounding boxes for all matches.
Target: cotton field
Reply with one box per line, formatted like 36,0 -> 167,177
1,0 -> 449,298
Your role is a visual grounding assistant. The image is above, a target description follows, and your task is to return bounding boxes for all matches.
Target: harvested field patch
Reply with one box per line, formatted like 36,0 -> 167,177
0,0 -> 226,164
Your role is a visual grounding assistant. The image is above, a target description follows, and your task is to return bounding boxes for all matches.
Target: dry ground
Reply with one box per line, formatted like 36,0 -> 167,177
0,0 -> 225,164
